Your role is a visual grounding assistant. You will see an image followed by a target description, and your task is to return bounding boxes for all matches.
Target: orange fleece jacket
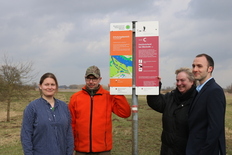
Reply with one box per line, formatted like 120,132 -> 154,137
68,85 -> 131,153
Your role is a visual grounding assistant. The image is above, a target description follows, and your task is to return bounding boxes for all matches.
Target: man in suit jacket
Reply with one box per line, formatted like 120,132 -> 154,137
186,53 -> 226,155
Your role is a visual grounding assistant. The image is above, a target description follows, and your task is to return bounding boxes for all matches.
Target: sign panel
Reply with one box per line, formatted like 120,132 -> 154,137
135,21 -> 159,95
110,23 -> 133,95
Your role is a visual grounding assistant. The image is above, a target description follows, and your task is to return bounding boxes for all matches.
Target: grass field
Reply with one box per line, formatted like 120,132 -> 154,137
0,91 -> 231,155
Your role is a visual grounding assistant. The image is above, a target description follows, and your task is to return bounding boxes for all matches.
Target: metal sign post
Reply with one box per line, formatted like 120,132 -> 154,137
132,21 -> 138,155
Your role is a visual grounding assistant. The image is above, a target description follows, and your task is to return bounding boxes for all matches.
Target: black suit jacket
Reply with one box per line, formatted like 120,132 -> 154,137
186,78 -> 226,155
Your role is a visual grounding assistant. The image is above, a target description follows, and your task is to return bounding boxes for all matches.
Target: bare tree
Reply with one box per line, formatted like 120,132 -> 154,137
0,54 -> 36,122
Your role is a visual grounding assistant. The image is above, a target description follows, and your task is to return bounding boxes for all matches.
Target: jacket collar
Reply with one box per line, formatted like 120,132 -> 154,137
189,78 -> 215,114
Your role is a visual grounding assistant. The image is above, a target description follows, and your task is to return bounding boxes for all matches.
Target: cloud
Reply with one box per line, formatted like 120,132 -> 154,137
0,0 -> 231,88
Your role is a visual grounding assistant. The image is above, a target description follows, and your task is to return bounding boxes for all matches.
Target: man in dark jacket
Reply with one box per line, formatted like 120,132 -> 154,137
186,54 -> 226,155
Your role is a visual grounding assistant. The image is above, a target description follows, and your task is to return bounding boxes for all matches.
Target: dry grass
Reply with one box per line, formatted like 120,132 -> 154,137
0,91 -> 232,155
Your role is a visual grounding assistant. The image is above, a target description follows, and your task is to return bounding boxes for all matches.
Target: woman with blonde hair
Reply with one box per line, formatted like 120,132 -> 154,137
147,68 -> 197,155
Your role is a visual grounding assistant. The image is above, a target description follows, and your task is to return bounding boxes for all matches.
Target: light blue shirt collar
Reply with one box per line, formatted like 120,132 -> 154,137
196,77 -> 213,92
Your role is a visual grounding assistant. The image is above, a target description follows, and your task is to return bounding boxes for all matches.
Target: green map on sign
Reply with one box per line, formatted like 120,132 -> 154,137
110,55 -> 133,78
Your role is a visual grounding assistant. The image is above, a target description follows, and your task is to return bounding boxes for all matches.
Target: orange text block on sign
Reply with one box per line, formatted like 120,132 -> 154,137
110,31 -> 132,55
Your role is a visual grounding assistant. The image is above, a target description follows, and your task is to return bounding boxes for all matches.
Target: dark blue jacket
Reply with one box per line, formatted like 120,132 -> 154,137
187,78 -> 226,155
21,98 -> 74,155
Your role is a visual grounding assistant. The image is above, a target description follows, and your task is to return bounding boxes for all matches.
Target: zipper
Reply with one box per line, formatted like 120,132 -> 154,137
89,96 -> 93,152
83,88 -> 102,152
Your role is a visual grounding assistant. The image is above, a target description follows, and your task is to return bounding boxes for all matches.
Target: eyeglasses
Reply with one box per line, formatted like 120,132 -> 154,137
85,77 -> 99,82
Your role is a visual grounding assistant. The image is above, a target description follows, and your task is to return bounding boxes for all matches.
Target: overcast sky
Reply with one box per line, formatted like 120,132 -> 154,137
1,0 -> 231,88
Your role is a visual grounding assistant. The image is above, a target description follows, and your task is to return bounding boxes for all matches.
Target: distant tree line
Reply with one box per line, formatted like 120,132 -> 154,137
225,84 -> 232,93
58,84 -> 109,90
59,83 -> 232,94
161,84 -> 232,94
58,84 -> 84,89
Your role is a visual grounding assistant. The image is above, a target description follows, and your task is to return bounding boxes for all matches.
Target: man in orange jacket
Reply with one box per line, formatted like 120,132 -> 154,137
69,65 -> 131,155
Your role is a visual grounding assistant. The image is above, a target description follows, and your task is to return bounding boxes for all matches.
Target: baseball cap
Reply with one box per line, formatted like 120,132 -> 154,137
85,65 -> 101,78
